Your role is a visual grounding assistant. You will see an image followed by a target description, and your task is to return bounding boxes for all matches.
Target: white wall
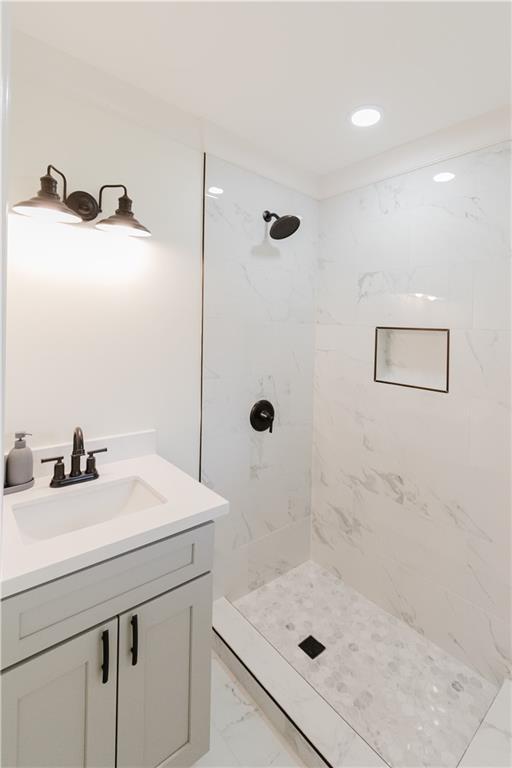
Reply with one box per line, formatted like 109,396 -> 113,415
312,142 -> 511,685
0,4 -> 10,494
202,156 -> 317,599
5,32 -> 203,477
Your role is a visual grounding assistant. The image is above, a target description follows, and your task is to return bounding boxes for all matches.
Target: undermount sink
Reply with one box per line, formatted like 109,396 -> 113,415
13,476 -> 167,543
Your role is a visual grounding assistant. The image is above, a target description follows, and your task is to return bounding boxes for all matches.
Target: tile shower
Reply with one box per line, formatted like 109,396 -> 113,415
202,144 -> 511,767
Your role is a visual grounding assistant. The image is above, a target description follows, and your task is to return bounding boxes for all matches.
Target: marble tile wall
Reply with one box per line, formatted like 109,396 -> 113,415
202,156 -> 318,600
312,142 -> 511,685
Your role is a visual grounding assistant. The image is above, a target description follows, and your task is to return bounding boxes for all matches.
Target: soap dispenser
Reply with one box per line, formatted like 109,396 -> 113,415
6,432 -> 34,490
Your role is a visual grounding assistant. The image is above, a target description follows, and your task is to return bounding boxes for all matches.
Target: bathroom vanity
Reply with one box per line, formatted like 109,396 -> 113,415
0,454 -> 228,768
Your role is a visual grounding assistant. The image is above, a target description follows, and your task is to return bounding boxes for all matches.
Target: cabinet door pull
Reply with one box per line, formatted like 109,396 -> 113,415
130,615 -> 139,666
101,629 -> 109,684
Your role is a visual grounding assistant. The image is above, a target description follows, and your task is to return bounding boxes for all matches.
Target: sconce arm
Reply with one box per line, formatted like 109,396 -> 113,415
47,165 -> 69,201
98,184 -> 128,213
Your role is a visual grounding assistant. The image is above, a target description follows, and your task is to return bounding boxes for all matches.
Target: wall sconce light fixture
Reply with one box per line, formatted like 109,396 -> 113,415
12,166 -> 82,224
71,185 -> 151,238
13,165 -> 151,238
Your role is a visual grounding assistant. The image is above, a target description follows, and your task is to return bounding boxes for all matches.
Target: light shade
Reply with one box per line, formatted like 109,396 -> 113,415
95,217 -> 151,238
95,192 -> 151,238
13,172 -> 81,224
350,106 -> 382,127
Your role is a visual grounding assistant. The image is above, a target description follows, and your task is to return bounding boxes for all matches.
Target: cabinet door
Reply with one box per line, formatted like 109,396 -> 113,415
117,574 -> 212,768
1,619 -> 117,768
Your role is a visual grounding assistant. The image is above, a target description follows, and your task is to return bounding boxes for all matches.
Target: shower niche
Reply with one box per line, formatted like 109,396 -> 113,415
374,327 -> 450,393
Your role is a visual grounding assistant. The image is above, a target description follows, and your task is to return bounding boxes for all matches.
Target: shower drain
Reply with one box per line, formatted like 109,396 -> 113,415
298,635 -> 326,659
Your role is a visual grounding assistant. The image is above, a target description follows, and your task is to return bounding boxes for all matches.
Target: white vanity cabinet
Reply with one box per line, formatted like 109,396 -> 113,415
2,619 -> 118,768
117,576 -> 211,768
1,523 -> 214,768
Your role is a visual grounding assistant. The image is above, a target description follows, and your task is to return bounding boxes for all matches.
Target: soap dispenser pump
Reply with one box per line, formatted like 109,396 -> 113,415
5,432 -> 34,491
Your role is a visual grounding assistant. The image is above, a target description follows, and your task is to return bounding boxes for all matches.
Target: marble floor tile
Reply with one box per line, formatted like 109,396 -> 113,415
235,561 -> 498,768
459,679 -> 511,768
213,597 -> 385,768
195,653 -> 304,768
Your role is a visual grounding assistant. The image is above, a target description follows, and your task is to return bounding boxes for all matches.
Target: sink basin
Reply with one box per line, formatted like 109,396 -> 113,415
13,477 -> 167,543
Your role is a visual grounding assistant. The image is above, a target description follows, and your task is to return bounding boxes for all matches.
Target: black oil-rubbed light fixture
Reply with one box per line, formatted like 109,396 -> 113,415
12,165 -> 82,224
68,184 -> 151,238
13,165 -> 151,238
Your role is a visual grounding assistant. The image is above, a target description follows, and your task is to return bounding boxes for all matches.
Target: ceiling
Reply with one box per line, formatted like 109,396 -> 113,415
11,1 -> 511,177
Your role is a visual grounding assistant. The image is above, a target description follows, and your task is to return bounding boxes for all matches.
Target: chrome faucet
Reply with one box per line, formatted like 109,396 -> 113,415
41,426 -> 108,488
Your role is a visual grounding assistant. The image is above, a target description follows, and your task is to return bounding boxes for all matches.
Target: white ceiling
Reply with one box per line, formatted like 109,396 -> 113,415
11,1 -> 511,177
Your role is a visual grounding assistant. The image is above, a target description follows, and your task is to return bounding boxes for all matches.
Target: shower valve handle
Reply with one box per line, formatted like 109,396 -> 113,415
250,400 -> 275,434
260,410 -> 274,433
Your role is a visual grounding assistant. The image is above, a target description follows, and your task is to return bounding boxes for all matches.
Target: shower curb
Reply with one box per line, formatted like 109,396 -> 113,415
212,598 -> 388,768
212,628 -> 329,768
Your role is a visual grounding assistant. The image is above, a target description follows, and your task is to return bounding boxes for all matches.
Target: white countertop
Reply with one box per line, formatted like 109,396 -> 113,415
1,454 -> 228,598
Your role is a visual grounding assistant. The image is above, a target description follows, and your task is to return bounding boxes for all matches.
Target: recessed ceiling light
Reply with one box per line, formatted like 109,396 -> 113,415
208,186 -> 224,195
433,172 -> 455,183
350,106 -> 382,127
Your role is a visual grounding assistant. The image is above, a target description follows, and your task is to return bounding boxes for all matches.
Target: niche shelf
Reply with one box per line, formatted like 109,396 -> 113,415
374,327 -> 450,393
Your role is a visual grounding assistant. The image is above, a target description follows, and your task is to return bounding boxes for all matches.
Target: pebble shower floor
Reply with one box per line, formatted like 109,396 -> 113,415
235,561 -> 497,768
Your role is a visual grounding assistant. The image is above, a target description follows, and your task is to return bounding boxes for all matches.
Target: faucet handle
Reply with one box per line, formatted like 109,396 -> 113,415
85,448 -> 108,477
41,456 -> 66,487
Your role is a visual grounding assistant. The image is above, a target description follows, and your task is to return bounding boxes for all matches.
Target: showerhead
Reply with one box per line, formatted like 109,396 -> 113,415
263,210 -> 301,240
